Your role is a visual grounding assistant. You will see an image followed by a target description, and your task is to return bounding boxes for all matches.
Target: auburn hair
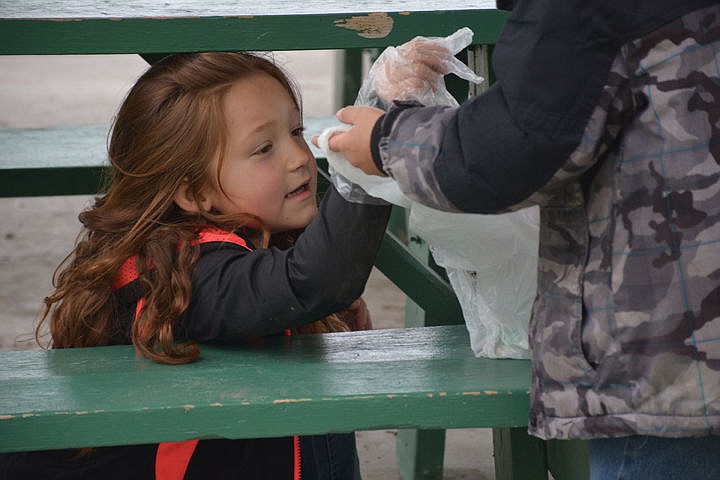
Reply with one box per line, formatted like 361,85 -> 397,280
37,52 -> 346,364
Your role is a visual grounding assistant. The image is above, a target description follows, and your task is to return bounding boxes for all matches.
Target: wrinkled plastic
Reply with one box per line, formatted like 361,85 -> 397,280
320,28 -> 538,359
409,204 -> 537,359
318,125 -> 412,208
355,27 -> 484,109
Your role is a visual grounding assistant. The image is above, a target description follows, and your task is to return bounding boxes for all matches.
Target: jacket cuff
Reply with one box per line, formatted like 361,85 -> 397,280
370,114 -> 386,175
371,100 -> 424,176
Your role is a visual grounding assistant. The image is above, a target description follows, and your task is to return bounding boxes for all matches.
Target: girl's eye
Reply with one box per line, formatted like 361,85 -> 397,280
292,126 -> 306,137
253,143 -> 273,155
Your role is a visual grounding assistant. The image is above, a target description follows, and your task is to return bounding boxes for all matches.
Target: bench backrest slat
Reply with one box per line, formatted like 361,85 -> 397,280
0,4 -> 508,55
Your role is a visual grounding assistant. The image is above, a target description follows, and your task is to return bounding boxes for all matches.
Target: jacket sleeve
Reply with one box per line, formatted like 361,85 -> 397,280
373,0 -> 629,214
180,187 -> 391,341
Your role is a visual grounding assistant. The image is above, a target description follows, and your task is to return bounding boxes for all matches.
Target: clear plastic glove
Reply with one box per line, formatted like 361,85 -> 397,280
356,27 -> 484,109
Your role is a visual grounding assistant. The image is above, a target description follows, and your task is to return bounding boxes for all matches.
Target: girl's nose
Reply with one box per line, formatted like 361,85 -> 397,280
288,137 -> 313,170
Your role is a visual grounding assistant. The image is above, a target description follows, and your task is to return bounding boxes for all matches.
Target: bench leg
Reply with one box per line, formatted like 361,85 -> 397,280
397,429 -> 446,480
396,286 -> 449,480
396,227 -> 459,480
546,439 -> 589,480
493,427 -> 548,480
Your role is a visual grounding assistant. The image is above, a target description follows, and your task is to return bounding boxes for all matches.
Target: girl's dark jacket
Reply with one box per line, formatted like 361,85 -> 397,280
371,0 -> 720,440
0,187 -> 391,479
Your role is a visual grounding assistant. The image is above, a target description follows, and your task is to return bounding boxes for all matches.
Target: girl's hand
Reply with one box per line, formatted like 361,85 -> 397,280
319,106 -> 385,176
336,297 -> 373,331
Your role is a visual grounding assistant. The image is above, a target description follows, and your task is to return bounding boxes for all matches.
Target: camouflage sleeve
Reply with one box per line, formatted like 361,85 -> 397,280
376,104 -> 462,212
377,79 -> 612,214
377,74 -> 637,215
376,84 -> 590,214
374,0 -> 634,215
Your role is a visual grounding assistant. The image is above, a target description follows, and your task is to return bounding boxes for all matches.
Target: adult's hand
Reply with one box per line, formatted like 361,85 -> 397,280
376,38 -> 450,104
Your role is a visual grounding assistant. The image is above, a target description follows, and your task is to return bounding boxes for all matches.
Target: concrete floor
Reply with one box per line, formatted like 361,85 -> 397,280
0,53 -> 495,479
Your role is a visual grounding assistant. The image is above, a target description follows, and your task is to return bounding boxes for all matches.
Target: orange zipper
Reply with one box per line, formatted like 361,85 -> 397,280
284,329 -> 300,480
293,435 -> 302,480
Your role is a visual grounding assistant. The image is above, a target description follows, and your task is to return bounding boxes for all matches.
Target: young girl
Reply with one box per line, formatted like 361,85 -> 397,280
0,52 -> 391,479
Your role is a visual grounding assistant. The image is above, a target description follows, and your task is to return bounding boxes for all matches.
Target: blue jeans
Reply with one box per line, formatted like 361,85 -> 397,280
589,435 -> 720,480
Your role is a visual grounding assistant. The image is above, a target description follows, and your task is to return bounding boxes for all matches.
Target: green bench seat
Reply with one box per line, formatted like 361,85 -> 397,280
0,325 -> 530,453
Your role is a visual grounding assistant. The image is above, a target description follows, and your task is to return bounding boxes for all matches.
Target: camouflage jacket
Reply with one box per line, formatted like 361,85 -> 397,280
372,1 -> 720,439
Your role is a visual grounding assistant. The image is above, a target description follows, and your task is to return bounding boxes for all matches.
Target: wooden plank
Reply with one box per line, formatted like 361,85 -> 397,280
0,325 -> 531,453
1,1 -> 497,18
0,118 -> 340,197
0,3 -> 508,55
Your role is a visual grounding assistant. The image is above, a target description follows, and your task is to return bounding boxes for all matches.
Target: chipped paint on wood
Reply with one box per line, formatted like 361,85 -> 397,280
334,12 -> 393,39
182,404 -> 195,412
273,398 -> 312,404
320,395 -> 376,401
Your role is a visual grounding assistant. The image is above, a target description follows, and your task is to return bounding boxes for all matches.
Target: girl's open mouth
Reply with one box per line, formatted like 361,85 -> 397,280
286,183 -> 310,199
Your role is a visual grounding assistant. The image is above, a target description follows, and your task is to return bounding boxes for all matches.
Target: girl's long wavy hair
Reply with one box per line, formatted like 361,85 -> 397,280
36,52 -> 347,364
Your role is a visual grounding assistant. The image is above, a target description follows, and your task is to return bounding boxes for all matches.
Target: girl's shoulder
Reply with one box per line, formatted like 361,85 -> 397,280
195,228 -> 253,251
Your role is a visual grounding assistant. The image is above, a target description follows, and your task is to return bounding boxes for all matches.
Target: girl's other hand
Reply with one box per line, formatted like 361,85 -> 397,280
336,297 -> 373,331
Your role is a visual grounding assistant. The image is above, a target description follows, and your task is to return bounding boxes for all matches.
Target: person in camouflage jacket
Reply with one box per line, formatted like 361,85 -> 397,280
323,0 -> 720,477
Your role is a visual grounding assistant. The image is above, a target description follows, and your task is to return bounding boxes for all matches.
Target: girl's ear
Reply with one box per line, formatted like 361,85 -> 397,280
173,178 -> 212,213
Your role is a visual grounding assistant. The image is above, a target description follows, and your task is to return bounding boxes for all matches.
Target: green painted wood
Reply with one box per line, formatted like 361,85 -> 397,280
0,325 -> 531,453
396,42 -> 492,477
1,3 -> 507,55
397,216 -> 460,480
546,439 -> 589,480
1,0 -> 498,17
375,230 -> 463,323
397,429 -> 446,480
493,427 -> 549,480
0,118 -> 341,197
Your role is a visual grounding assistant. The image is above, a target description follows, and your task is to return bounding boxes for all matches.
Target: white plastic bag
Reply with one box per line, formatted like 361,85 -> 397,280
320,28 -> 538,359
409,204 -> 537,359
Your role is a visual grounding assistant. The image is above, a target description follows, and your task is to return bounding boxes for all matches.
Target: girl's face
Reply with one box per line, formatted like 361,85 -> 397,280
206,73 -> 317,232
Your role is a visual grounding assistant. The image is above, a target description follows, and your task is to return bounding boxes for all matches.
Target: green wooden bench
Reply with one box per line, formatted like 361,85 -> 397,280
0,2 -> 588,479
0,325 -> 530,452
